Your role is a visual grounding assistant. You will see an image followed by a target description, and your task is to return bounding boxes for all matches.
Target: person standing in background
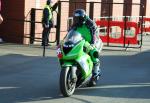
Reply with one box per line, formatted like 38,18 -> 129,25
41,0 -> 58,46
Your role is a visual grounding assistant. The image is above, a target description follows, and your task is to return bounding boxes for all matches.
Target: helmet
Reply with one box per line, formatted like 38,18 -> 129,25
47,0 -> 52,5
73,9 -> 86,26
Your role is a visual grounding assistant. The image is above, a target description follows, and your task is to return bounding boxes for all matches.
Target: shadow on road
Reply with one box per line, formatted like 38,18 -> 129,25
74,50 -> 150,99
0,50 -> 150,103
0,54 -> 63,103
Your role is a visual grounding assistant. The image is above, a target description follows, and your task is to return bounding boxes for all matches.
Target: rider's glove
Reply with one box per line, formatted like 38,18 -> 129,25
91,44 -> 96,48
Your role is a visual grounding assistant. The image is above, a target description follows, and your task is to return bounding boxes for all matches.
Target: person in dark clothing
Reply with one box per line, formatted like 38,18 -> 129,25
42,0 -> 58,46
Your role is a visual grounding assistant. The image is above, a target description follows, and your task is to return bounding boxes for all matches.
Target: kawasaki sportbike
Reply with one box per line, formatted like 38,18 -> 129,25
57,29 -> 103,97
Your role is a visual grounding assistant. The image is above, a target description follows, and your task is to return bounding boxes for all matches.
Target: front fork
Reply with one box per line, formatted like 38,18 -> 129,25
71,66 -> 77,83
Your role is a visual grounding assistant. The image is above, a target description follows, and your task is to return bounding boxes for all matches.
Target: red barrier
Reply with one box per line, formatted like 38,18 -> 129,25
96,20 -> 139,44
143,18 -> 150,32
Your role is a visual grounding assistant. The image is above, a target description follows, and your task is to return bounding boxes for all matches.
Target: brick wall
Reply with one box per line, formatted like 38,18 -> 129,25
0,0 -> 149,44
0,0 -> 25,43
24,0 -> 150,44
59,2 -> 67,40
113,0 -> 124,18
24,0 -> 59,44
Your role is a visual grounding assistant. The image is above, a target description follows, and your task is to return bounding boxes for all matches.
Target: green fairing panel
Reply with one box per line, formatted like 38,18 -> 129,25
61,40 -> 85,60
61,61 -> 74,67
76,24 -> 91,43
76,53 -> 93,78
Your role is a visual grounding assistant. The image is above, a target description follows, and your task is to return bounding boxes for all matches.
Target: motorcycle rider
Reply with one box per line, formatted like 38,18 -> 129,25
71,9 -> 102,81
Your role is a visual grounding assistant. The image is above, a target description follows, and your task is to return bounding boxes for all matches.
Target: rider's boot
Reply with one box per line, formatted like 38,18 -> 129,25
93,61 -> 101,80
88,61 -> 101,86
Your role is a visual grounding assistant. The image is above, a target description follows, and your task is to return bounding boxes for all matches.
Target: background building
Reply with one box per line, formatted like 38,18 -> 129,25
0,0 -> 149,44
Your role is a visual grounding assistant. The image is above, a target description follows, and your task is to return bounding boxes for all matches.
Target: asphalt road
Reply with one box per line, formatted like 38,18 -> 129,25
0,42 -> 150,103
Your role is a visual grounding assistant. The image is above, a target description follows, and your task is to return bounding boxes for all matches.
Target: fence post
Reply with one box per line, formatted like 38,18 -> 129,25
89,2 -> 94,20
124,3 -> 127,47
30,8 -> 36,44
140,4 -> 144,47
56,1 -> 61,45
107,3 -> 111,46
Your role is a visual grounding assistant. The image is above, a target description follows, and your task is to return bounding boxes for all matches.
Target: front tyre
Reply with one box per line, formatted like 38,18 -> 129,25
60,67 -> 76,97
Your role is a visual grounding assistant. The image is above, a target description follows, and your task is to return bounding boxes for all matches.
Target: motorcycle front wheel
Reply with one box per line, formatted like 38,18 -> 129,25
59,67 -> 76,97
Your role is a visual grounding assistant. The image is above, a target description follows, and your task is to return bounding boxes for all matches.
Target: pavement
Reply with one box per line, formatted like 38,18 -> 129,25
0,35 -> 150,103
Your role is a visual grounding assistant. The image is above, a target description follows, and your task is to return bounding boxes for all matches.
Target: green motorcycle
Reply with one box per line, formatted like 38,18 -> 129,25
57,29 -> 102,97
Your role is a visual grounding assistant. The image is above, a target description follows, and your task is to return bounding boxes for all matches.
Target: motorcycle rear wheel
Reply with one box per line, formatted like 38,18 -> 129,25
60,67 -> 76,97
